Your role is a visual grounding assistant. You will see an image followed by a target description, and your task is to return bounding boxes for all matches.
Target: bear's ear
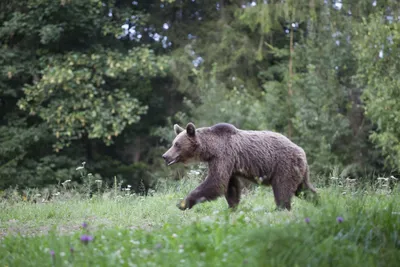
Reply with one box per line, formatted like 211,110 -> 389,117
174,124 -> 184,135
186,122 -> 196,137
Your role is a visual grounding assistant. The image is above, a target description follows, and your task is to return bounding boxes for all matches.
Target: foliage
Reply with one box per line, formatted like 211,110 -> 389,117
355,10 -> 400,172
0,0 -> 171,189
1,0 -> 400,190
19,48 -> 167,150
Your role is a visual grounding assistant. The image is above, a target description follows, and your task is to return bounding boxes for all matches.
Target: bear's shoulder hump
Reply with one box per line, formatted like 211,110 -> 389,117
210,123 -> 238,135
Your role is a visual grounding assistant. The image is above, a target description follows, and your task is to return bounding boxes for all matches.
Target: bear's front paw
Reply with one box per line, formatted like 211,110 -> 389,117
176,198 -> 188,210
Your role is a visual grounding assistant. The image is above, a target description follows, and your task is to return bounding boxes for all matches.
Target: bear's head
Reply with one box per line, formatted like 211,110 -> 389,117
162,122 -> 200,166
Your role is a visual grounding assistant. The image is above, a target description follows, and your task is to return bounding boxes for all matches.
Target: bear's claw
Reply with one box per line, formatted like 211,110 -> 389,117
177,199 -> 188,210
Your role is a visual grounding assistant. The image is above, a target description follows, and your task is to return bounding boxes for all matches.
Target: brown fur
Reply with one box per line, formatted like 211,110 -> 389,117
162,122 -> 318,211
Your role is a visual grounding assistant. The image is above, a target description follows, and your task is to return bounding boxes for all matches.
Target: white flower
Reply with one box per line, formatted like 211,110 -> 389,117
130,240 -> 140,245
201,216 -> 214,223
172,233 -> 178,238
76,166 -> 84,171
252,206 -> 264,212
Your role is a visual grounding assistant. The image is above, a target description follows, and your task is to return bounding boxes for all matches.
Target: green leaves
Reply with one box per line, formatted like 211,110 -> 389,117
0,0 -> 171,188
355,11 -> 400,170
19,48 -> 167,150
39,24 -> 63,45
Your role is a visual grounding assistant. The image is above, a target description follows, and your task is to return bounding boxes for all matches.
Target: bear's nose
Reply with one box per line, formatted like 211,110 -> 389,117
162,154 -> 167,160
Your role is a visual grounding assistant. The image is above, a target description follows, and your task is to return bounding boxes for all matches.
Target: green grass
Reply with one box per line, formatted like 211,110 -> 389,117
0,178 -> 399,267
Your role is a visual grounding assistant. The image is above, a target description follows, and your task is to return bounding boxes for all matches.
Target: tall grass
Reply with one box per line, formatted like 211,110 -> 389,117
0,171 -> 399,266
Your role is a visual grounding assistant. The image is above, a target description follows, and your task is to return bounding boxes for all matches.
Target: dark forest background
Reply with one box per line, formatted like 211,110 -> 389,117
1,0 -> 400,192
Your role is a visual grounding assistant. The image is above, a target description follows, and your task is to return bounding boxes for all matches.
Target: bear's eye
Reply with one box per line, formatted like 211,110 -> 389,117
174,142 -> 180,149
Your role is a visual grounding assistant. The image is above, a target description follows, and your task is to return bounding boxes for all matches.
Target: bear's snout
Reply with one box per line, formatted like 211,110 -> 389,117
162,152 -> 178,166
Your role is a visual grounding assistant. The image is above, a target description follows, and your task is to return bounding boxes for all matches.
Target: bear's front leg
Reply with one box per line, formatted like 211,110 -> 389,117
176,178 -> 229,210
176,196 -> 207,210
176,161 -> 232,210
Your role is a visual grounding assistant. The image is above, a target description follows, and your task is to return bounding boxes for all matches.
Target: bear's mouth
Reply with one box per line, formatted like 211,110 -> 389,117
167,157 -> 180,166
167,159 -> 177,166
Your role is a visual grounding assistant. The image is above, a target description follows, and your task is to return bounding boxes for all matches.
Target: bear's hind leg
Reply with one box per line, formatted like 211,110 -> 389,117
295,182 -> 319,205
271,180 -> 296,211
225,176 -> 241,209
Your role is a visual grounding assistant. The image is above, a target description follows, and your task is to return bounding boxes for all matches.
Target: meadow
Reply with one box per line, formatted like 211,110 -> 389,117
0,173 -> 399,267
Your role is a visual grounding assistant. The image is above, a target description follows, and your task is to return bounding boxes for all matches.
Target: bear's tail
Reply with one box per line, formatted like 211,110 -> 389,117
304,165 -> 317,194
296,165 -> 319,205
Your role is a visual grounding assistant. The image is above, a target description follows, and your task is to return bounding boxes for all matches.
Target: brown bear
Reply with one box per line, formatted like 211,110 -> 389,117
162,122 -> 318,211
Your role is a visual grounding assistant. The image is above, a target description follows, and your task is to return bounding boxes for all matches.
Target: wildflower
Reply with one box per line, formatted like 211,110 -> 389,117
201,216 -> 214,223
82,222 -> 88,229
252,206 -> 264,212
305,217 -> 310,224
95,180 -> 102,183
50,250 -> 55,263
70,247 -> 74,253
76,166 -> 84,171
172,233 -> 178,238
336,216 -> 344,223
80,234 -> 94,245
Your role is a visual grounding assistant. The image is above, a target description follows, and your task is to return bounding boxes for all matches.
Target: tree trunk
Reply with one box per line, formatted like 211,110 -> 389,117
287,23 -> 294,138
133,136 -> 141,163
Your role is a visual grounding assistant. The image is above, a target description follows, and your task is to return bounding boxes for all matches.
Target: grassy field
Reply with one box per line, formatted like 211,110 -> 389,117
0,176 -> 399,267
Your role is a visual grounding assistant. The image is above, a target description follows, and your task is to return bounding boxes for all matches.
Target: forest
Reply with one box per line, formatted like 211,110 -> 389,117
1,0 -> 400,192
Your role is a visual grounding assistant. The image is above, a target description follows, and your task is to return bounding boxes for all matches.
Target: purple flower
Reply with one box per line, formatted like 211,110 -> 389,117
80,234 -> 94,245
82,222 -> 88,229
336,216 -> 344,223
50,250 -> 55,257
305,217 -> 310,224
70,247 -> 74,253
